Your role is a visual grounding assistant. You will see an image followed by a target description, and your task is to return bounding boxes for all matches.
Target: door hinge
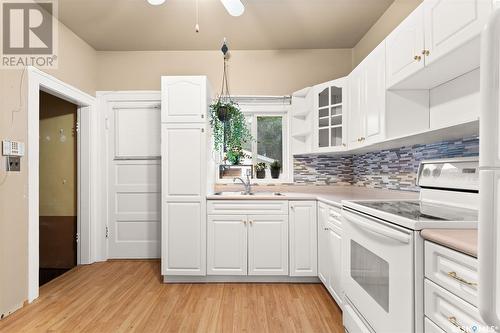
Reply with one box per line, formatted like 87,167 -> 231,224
75,121 -> 80,133
105,226 -> 109,239
76,233 -> 80,243
105,117 -> 110,130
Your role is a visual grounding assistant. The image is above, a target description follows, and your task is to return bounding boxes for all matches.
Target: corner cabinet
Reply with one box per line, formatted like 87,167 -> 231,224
313,78 -> 348,153
161,76 -> 212,277
348,41 -> 386,149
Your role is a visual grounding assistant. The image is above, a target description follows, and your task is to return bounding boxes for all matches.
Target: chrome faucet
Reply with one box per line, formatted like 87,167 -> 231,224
233,170 -> 252,195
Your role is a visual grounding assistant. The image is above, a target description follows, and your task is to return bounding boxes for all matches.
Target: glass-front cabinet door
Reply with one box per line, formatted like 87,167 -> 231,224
314,77 -> 347,152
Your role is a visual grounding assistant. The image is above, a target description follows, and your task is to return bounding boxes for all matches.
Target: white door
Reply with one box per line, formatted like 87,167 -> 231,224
424,0 -> 492,66
289,201 -> 317,276
317,203 -> 330,285
385,4 -> 425,88
248,215 -> 288,275
347,68 -> 364,149
363,42 -> 386,145
108,100 -> 161,259
162,201 -> 206,275
161,76 -> 208,123
327,223 -> 343,307
207,215 -> 247,275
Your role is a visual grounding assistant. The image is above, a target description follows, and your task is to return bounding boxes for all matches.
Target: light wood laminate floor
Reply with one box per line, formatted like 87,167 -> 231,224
0,260 -> 343,332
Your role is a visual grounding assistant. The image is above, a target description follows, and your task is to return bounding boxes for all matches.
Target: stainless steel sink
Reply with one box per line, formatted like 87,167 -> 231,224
212,191 -> 283,196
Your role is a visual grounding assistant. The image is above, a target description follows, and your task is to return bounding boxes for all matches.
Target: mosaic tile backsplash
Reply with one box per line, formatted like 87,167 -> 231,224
294,136 -> 479,192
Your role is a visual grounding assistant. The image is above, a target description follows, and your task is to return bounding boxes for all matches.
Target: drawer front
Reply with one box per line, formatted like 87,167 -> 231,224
328,206 -> 342,228
207,200 -> 288,215
424,241 -> 478,306
424,279 -> 487,333
425,318 -> 446,333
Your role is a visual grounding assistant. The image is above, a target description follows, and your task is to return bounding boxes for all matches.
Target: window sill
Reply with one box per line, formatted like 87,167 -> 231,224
216,178 -> 293,185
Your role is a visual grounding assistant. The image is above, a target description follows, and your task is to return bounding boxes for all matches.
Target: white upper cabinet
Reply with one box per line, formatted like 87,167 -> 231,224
161,76 -> 209,123
348,42 -> 386,149
386,0 -> 492,89
386,5 -> 425,88
424,0 -> 492,66
313,77 -> 347,153
289,201 -> 317,277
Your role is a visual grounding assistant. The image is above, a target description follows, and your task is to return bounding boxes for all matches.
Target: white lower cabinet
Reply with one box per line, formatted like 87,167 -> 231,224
289,201 -> 317,276
207,215 -> 247,275
248,215 -> 288,275
318,202 -> 343,307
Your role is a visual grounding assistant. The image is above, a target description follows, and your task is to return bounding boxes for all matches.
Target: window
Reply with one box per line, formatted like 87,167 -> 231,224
217,98 -> 290,183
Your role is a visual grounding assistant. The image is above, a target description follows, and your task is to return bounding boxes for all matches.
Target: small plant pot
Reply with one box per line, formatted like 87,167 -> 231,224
270,168 -> 280,179
256,170 -> 266,179
217,106 -> 232,122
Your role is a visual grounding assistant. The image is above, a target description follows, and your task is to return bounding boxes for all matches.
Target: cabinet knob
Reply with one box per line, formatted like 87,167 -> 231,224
422,49 -> 430,56
361,137 -> 365,141
201,128 -> 205,133
414,55 -> 422,62
342,143 -> 346,147
249,220 -> 253,225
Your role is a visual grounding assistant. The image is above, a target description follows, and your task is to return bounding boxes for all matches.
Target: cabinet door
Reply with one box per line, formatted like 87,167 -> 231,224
347,69 -> 364,149
162,124 -> 206,200
424,0 -> 492,66
327,224 -> 343,307
162,201 -> 206,275
317,203 -> 330,285
363,42 -> 386,145
207,215 -> 247,275
386,4 -> 425,88
161,76 -> 208,123
248,215 -> 288,275
289,201 -> 317,277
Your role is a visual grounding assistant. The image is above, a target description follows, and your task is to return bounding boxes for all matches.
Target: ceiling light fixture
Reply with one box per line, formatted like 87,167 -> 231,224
147,0 -> 166,6
220,0 -> 245,17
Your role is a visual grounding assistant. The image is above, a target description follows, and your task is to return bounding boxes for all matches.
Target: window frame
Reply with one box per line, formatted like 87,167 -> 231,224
215,98 -> 292,184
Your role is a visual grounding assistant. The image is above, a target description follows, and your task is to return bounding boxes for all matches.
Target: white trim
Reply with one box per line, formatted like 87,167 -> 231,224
27,67 -> 97,302
96,91 -> 161,261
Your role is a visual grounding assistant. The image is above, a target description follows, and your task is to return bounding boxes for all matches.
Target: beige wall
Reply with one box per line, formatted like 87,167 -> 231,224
352,0 -> 423,67
97,49 -> 353,95
0,22 -> 96,318
39,92 -> 77,217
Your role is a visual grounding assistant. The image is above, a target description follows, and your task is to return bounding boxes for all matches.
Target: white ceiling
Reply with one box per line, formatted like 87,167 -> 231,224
58,0 -> 394,51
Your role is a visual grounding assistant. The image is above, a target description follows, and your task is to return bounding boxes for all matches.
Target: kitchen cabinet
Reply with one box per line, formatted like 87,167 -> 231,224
386,0 -> 492,89
313,78 -> 347,152
161,76 -> 212,277
207,215 -> 247,275
248,215 -> 288,275
386,4 -> 425,89
318,202 -> 343,307
161,76 -> 209,123
348,41 -> 386,149
289,201 -> 317,277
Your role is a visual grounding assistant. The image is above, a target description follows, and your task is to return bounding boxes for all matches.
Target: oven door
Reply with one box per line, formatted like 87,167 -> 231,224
342,209 -> 414,333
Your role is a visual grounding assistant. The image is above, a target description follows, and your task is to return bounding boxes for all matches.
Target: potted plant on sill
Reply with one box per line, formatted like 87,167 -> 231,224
255,162 -> 267,179
270,160 -> 281,179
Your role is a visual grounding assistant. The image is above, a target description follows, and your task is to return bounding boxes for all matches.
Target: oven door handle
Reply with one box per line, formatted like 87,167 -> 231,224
346,214 -> 411,244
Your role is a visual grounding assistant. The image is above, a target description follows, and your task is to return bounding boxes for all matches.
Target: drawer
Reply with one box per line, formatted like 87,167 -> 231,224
425,318 -> 446,333
207,200 -> 288,215
424,279 -> 487,333
425,241 -> 478,306
328,206 -> 342,228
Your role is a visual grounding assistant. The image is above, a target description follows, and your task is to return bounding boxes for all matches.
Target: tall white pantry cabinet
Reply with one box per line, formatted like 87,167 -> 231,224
161,76 -> 214,277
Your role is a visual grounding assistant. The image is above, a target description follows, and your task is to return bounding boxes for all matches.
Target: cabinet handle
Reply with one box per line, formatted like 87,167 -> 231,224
201,128 -> 205,133
201,114 -> 205,119
422,49 -> 430,56
414,55 -> 422,62
447,271 -> 477,286
342,143 -> 346,147
448,316 -> 466,332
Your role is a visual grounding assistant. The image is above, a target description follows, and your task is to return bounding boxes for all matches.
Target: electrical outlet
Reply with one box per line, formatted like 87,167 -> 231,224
6,156 -> 20,172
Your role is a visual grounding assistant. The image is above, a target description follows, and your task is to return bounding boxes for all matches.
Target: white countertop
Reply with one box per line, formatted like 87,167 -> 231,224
207,185 -> 419,207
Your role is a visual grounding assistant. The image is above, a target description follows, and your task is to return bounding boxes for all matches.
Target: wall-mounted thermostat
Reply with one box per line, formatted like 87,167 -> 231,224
2,140 -> 25,156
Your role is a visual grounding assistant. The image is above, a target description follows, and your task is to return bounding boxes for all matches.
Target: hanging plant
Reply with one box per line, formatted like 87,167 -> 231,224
209,39 -> 252,155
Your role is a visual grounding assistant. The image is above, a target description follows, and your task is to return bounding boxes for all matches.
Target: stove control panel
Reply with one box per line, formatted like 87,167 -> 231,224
417,157 -> 479,192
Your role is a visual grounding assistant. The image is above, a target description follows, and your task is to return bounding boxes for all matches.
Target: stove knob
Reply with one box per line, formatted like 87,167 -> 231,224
432,168 -> 442,178
423,168 -> 431,177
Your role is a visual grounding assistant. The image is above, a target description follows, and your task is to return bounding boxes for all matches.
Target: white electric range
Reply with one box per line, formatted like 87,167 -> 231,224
341,157 -> 479,333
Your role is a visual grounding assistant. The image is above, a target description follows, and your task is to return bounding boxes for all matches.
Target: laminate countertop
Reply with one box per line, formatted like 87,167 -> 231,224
207,185 -> 419,207
421,229 -> 478,258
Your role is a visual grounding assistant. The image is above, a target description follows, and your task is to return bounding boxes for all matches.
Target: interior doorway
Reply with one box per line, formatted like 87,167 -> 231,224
38,91 -> 78,286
